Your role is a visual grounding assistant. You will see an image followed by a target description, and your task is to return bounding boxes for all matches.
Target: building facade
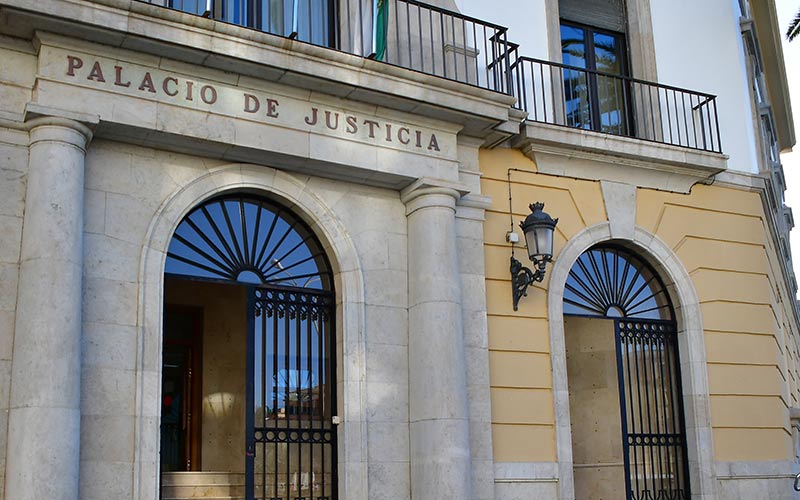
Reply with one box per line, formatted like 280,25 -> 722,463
0,0 -> 796,499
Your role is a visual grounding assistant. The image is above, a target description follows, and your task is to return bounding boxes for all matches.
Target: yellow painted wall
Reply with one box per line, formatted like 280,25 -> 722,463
637,184 -> 794,462
482,148 -> 605,463
480,147 -> 799,464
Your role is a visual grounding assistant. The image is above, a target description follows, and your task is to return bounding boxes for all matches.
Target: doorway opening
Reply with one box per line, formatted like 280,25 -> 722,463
160,193 -> 336,500
563,244 -> 690,500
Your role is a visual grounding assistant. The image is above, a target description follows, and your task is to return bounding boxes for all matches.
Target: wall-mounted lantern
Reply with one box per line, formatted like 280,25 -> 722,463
510,202 -> 558,311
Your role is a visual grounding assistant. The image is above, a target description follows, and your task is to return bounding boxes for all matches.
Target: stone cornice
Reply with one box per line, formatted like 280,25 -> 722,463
514,121 -> 727,194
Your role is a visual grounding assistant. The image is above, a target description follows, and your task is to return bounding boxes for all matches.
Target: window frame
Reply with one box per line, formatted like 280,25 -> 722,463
560,19 -> 635,135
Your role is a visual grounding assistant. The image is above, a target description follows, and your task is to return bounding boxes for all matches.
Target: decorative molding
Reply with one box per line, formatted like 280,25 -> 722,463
715,460 -> 800,480
457,193 -> 492,210
24,103 -> 98,145
515,121 -> 727,194
399,176 -> 470,210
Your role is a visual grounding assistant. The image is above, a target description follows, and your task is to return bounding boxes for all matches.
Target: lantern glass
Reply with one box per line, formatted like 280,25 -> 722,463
525,224 -> 553,261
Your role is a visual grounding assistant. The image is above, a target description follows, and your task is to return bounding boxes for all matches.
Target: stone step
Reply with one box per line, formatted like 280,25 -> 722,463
162,497 -> 244,500
162,472 -> 244,499
161,472 -> 327,500
162,472 -> 245,486
162,483 -> 245,498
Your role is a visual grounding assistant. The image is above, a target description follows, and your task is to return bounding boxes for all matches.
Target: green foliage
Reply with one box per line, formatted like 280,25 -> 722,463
788,7 -> 800,41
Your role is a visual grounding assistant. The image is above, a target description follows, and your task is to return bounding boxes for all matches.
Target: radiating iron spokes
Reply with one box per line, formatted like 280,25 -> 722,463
564,245 -> 672,320
166,194 -> 332,289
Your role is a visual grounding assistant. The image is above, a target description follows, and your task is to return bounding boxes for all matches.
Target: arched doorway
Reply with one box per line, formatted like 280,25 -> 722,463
161,192 -> 336,500
563,244 -> 690,500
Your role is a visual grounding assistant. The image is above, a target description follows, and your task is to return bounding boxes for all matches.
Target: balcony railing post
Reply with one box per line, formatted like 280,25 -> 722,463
503,32 -> 512,94
712,98 -> 722,153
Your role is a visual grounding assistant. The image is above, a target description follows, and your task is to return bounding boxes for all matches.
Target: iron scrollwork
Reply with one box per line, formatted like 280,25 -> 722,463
510,254 -> 550,311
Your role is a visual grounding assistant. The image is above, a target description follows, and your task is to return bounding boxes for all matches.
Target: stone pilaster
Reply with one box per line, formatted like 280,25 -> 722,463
401,178 -> 472,500
6,116 -> 92,500
456,194 -> 495,500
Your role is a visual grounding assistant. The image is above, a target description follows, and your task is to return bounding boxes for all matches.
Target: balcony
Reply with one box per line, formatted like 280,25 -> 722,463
141,0 -> 514,94
511,56 -> 723,154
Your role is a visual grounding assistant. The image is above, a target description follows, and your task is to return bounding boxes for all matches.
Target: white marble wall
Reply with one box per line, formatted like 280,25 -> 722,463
73,138 -> 417,500
0,129 -> 29,500
79,140 -> 188,500
716,461 -> 800,500
493,462 -> 559,500
0,41 -> 36,116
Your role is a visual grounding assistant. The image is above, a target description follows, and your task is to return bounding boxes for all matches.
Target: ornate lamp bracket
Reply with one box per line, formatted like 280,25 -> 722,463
511,254 -> 550,311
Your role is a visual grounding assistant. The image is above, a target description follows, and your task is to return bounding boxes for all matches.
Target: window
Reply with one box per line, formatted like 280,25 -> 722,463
560,21 -> 631,135
169,0 -> 337,47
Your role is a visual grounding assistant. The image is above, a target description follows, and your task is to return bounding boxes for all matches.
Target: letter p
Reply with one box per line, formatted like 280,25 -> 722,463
66,55 -> 83,77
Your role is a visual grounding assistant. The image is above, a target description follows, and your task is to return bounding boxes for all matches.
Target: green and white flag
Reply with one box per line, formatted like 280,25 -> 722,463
374,0 -> 388,61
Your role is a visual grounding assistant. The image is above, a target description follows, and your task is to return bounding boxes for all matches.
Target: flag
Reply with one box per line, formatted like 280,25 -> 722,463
374,0 -> 388,61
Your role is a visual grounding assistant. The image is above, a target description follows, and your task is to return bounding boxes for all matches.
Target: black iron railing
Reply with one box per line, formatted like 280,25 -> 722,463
142,0 -> 513,94
366,0 -> 512,93
511,56 -> 723,153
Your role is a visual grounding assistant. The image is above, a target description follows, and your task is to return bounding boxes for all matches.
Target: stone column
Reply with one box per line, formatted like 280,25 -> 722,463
401,179 -> 472,500
6,117 -> 92,500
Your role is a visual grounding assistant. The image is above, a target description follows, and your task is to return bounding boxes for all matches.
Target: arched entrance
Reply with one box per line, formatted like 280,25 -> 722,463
564,244 -> 690,500
161,192 -> 336,500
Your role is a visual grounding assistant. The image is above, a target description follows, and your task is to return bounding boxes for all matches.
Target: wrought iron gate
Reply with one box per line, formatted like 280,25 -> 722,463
165,193 -> 338,500
247,286 -> 336,500
564,245 -> 691,499
614,319 -> 690,500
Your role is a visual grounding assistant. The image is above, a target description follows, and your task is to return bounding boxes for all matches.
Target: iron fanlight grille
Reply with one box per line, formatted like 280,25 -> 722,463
166,194 -> 332,289
564,245 -> 672,320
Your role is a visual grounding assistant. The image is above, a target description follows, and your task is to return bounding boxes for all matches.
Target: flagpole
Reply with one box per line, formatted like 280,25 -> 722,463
369,0 -> 378,58
290,0 -> 299,39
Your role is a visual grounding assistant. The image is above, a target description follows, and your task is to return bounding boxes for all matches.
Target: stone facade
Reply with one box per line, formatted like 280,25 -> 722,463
0,0 -> 797,499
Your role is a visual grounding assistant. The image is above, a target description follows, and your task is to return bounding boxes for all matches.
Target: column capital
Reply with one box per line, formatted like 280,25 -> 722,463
24,104 -> 98,150
400,177 -> 469,215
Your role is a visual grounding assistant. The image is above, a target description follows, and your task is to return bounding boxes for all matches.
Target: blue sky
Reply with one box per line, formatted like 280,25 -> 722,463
776,0 -> 800,292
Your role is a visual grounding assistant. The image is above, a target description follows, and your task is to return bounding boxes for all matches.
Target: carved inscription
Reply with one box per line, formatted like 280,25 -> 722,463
64,54 -> 441,152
